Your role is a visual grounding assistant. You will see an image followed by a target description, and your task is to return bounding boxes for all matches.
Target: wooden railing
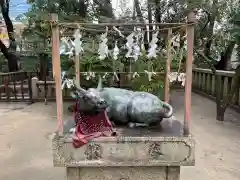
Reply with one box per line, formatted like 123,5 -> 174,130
0,71 -> 34,102
31,78 -> 73,101
192,68 -> 240,111
30,73 -> 165,103
2,69 -> 239,110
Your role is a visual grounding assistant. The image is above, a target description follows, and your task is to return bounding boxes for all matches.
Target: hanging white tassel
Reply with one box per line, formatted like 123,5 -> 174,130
16,44 -> 20,52
98,27 -> 109,60
133,43 -> 141,61
132,28 -> 142,60
147,31 -> 159,58
61,71 -> 74,89
125,32 -> 134,58
60,37 -> 80,57
90,71 -> 96,78
113,26 -> 125,38
140,32 -> 145,53
62,79 -> 74,89
182,33 -> 187,50
168,72 -> 178,83
172,34 -> 180,48
125,28 -> 142,60
60,43 -> 66,55
83,72 -> 89,80
168,72 -> 186,87
102,72 -> 109,79
60,37 -> 69,55
132,72 -> 140,79
113,41 -> 120,60
83,71 -> 95,80
178,73 -> 186,87
74,29 -> 84,55
113,72 -> 119,81
66,49 -> 74,57
144,70 -> 156,81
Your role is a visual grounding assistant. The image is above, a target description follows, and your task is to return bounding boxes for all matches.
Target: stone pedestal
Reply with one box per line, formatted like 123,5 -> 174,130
52,120 -> 195,180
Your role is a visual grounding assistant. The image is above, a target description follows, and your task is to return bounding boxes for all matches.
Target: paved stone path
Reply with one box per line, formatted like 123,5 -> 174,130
0,90 -> 239,180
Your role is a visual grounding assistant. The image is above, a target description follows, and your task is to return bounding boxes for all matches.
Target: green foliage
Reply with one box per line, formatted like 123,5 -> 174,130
20,0 -> 240,75
232,9 -> 240,61
138,79 -> 165,98
0,55 -> 8,72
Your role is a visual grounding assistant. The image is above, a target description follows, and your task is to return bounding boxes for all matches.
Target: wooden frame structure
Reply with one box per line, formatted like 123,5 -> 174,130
50,12 -> 195,136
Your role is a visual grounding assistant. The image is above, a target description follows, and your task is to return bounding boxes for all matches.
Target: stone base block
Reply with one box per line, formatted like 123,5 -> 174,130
66,166 -> 180,180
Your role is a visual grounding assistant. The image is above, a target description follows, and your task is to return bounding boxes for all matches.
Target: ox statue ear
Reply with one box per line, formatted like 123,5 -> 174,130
97,75 -> 103,90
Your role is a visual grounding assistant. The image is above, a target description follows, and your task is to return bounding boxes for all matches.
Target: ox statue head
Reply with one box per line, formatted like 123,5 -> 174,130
71,78 -> 107,114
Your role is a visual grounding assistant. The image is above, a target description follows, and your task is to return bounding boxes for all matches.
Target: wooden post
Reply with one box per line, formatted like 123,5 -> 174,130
164,28 -> 172,103
51,14 -> 63,135
184,12 -> 196,135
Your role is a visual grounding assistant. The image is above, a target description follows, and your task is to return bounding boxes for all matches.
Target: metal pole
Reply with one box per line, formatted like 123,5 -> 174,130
184,12 -> 196,135
51,13 -> 63,135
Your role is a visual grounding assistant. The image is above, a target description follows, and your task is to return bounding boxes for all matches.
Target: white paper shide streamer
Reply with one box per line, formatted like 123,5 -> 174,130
98,27 -> 109,60
74,29 -> 84,55
60,37 -> 74,56
125,28 -> 142,61
113,72 -> 119,81
178,73 -> 186,86
83,71 -> 96,80
172,34 -> 180,48
168,72 -> 178,83
60,29 -> 83,57
113,41 -> 120,60
144,69 -> 156,81
133,28 -> 142,61
113,26 -> 125,38
132,72 -> 140,79
147,31 -> 159,58
102,72 -> 109,79
183,34 -> 187,50
168,72 -> 186,86
125,32 -> 134,58
61,71 -> 74,90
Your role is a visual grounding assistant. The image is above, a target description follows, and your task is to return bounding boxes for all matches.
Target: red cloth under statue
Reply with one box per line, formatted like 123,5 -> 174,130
73,99 -> 114,148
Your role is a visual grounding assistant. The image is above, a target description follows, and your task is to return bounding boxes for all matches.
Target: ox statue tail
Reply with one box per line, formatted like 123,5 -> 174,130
162,102 -> 173,118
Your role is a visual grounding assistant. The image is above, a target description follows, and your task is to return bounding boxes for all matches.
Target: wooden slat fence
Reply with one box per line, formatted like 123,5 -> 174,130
0,71 -> 35,102
192,68 -> 240,111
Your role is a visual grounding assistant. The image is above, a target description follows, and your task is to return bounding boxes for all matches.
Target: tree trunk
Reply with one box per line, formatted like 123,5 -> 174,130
196,49 -> 239,122
204,0 -> 218,58
214,41 -> 236,70
134,0 -> 144,21
154,0 -> 161,23
39,53 -> 49,80
147,0 -> 153,41
215,73 -> 225,121
216,105 -> 225,121
134,0 -> 149,49
0,40 -> 19,72
0,0 -> 19,72
214,65 -> 240,121
0,0 -> 16,50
